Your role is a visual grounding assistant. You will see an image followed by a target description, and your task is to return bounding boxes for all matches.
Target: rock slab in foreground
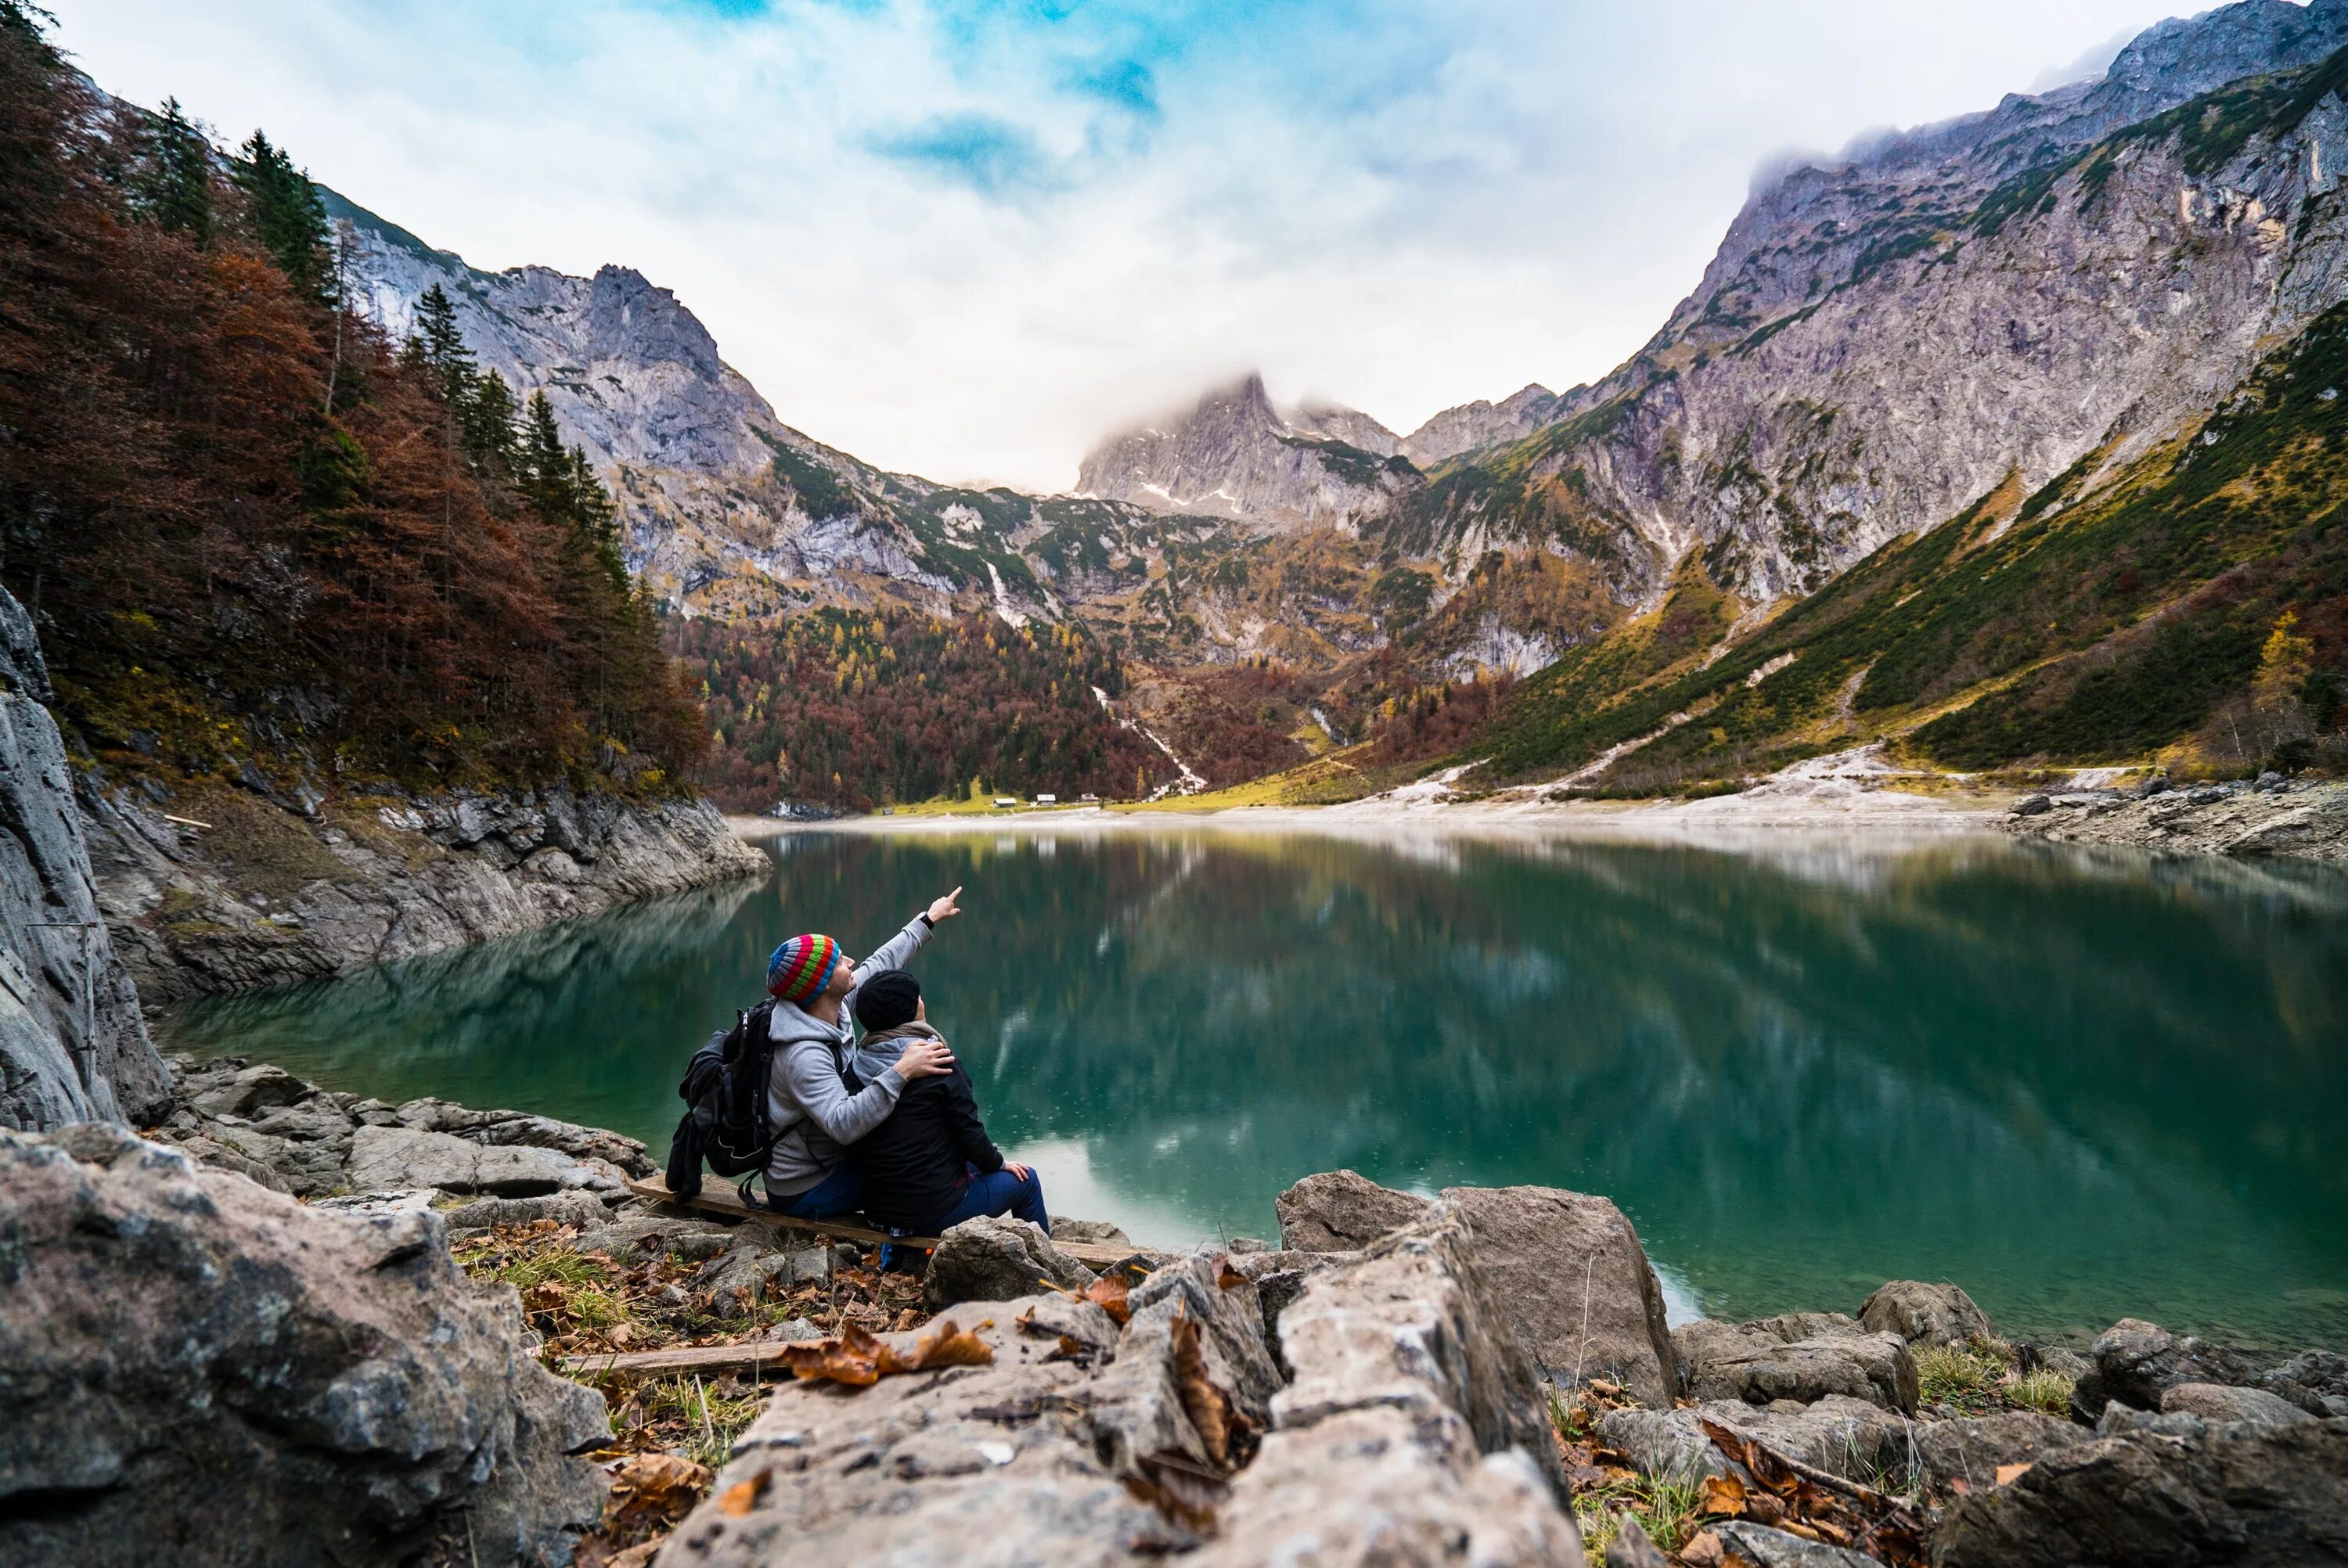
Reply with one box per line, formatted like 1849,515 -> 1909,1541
1274,1168 -> 1680,1408
1929,1415 -> 2348,1567
0,1124 -> 608,1568
660,1207 -> 1583,1566
1205,1207 -> 1582,1567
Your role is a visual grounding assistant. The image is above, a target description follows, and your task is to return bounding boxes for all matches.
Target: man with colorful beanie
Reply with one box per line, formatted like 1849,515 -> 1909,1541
759,886 -> 964,1219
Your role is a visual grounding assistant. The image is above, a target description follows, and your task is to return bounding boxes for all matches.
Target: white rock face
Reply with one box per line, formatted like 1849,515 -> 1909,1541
1399,383 -> 1563,468
1396,0 -> 2348,605
0,584 -> 169,1131
1075,373 -> 1421,527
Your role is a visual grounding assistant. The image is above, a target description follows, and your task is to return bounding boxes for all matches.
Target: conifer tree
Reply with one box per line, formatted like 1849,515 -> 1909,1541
461,368 -> 520,479
233,129 -> 333,303
135,97 -> 213,243
410,283 -> 474,405
517,390 -> 574,518
568,446 -> 627,588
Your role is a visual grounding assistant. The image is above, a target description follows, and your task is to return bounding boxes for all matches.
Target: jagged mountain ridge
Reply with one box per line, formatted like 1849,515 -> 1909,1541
328,0 -> 2348,728
326,191 -> 1190,626
1071,373 -> 1421,525
1071,375 -> 1568,523
1383,0 -> 2348,610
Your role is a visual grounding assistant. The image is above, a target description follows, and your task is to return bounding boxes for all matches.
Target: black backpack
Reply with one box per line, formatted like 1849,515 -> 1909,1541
664,1000 -> 782,1202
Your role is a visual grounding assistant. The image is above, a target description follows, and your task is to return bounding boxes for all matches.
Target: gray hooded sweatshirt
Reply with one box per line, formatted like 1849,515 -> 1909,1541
761,914 -> 932,1196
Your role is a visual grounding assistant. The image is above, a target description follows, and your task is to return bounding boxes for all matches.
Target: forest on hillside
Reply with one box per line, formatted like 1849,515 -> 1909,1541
0,2 -> 705,798
670,610 -> 1170,811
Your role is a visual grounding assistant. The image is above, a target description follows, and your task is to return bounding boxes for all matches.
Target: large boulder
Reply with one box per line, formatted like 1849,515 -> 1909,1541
1673,1315 -> 1919,1413
923,1214 -> 1097,1309
0,582 -> 170,1131
1858,1280 -> 1992,1347
1274,1171 -> 1680,1408
344,1121 -> 630,1199
1928,1415 -> 2348,1567
1911,1412 -> 2089,1492
2160,1383 -> 2317,1427
1273,1168 -> 1435,1250
0,1124 -> 607,1567
2069,1318 -> 2339,1421
664,1211 -> 1586,1567
1598,1395 -> 1907,1485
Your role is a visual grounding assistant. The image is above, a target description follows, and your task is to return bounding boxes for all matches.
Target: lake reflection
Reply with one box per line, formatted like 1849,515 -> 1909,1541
161,827 -> 2348,1349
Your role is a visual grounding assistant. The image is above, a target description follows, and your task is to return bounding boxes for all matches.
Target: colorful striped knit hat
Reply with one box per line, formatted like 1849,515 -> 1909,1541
767,933 -> 841,1003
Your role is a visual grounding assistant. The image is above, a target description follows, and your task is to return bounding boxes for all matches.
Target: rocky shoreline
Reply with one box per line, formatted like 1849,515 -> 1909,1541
81,780 -> 768,1002
1999,776 -> 2348,861
6,1055 -> 2339,1568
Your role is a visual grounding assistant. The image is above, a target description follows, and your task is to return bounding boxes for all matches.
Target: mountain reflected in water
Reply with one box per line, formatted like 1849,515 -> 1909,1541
163,828 -> 2348,1348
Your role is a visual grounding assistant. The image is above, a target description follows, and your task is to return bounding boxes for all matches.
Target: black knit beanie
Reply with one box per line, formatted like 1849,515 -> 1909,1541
853,968 -> 922,1033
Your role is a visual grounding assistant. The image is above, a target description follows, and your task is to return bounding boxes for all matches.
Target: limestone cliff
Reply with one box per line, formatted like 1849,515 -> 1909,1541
0,585 -> 169,1130
1074,373 -> 1422,527
330,196 -> 1172,627
1395,0 -> 2348,605
81,779 -> 767,1003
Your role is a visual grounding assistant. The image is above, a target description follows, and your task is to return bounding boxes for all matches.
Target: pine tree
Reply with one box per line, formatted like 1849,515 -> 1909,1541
567,446 -> 627,590
517,391 -> 574,519
460,368 -> 520,479
135,97 -> 213,244
233,129 -> 333,303
410,283 -> 474,406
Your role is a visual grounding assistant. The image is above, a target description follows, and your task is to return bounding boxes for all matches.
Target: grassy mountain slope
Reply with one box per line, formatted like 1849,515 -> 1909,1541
1467,301 -> 2348,788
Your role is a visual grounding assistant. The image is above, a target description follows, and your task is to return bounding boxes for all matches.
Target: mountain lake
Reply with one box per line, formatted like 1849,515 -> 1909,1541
158,824 -> 2348,1350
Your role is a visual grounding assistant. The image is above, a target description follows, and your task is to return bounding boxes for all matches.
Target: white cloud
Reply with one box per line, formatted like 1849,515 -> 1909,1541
46,0 -> 2190,492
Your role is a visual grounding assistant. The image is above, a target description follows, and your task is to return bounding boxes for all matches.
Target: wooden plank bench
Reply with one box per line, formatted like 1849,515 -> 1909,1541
623,1174 -> 1151,1271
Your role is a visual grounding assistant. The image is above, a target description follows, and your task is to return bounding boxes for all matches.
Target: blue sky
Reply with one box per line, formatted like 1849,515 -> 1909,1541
52,0 -> 2196,490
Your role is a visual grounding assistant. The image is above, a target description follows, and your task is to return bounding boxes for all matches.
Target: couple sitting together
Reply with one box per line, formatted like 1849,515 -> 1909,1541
757,885 -> 1046,1243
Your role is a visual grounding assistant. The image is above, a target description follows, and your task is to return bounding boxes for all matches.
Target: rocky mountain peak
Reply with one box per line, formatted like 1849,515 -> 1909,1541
1392,3 -> 2348,608
1075,374 -> 1419,525
1399,383 -> 1565,468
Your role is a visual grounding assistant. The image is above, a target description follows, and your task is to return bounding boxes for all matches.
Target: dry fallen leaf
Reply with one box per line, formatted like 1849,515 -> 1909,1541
884,1316 -> 994,1373
781,1318 -> 995,1386
1169,1313 -> 1248,1470
606,1451 -> 713,1528
1699,1471 -> 1748,1518
1083,1273 -> 1133,1325
781,1322 -> 886,1385
1215,1257 -> 1248,1290
717,1470 -> 769,1517
1679,1527 -> 1727,1568
1995,1462 -> 2033,1487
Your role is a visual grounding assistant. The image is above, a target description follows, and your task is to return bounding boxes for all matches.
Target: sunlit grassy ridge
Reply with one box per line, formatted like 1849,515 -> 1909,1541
1458,300 -> 2348,788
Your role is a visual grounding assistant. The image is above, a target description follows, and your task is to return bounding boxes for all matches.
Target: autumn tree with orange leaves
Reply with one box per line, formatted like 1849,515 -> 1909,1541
0,1 -> 704,796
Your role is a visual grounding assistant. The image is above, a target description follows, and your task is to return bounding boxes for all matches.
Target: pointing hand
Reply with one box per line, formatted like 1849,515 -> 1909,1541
927,886 -> 964,924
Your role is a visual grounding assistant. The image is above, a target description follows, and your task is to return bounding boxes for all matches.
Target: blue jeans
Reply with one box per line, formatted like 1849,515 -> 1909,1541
928,1163 -> 1049,1233
765,1163 -> 863,1220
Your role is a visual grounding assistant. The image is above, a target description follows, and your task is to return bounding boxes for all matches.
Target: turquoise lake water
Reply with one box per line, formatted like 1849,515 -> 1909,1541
159,825 -> 2348,1350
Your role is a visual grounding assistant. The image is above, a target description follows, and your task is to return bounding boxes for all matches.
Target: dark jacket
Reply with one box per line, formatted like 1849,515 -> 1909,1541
846,1025 -> 1003,1230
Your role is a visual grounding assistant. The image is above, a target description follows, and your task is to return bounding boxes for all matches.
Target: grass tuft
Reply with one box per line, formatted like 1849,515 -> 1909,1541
1572,1475 -> 1705,1566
